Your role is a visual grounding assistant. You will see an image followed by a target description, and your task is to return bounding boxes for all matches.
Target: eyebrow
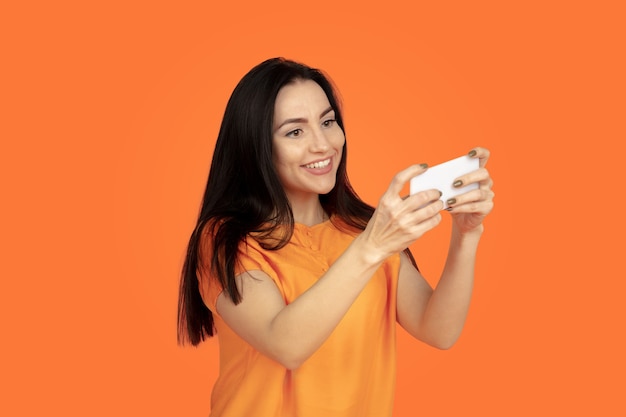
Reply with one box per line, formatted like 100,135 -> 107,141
274,106 -> 335,131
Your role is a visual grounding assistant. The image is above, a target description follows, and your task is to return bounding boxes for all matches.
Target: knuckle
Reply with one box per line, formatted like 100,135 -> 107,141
476,168 -> 488,180
422,204 -> 435,217
417,192 -> 432,205
429,201 -> 442,216
431,213 -> 442,226
392,173 -> 405,186
416,194 -> 427,206
379,196 -> 393,210
388,208 -> 401,222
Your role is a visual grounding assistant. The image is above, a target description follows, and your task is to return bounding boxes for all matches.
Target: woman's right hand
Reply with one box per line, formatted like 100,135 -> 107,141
358,164 -> 444,264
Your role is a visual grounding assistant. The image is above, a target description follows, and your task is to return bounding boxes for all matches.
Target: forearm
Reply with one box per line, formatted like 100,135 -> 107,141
266,234 -> 383,368
221,164 -> 446,367
419,225 -> 482,348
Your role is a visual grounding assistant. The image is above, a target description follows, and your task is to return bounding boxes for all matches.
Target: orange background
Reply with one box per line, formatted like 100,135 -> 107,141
2,1 -> 625,415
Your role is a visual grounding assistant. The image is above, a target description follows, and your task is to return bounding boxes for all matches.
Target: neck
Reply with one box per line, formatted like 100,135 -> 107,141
289,195 -> 327,226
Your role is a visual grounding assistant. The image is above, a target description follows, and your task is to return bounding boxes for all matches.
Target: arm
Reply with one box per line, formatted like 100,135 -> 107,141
396,147 -> 494,349
396,229 -> 480,349
216,237 -> 383,370
216,164 -> 444,370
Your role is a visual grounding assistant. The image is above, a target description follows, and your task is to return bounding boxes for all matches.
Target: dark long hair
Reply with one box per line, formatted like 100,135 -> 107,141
177,57 -> 414,346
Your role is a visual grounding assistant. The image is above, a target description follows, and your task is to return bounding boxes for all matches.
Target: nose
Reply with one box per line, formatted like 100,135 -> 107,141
309,127 -> 331,153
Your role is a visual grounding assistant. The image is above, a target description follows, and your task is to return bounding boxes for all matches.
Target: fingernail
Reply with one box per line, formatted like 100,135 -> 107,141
438,190 -> 443,197
445,207 -> 453,212
453,180 -> 463,188
419,163 -> 428,169
468,149 -> 477,157
447,198 -> 456,205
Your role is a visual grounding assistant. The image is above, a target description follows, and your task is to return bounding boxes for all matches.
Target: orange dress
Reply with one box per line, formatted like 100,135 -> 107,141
199,218 -> 401,417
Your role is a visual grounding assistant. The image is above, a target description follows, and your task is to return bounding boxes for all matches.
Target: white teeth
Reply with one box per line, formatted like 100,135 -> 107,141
305,159 -> 330,169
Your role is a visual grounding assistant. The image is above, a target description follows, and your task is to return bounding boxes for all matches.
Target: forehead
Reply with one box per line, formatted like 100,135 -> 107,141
274,79 -> 331,118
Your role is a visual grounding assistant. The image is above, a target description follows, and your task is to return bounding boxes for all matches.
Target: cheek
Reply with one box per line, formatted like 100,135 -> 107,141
271,140 -> 285,166
334,131 -> 346,152
272,143 -> 296,172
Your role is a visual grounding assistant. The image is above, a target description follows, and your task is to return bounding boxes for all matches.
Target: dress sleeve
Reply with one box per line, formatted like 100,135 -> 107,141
197,235 -> 276,315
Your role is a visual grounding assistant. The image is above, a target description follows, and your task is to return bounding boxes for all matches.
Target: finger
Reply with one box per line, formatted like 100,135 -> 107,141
401,199 -> 444,231
468,147 -> 490,168
403,189 -> 443,212
445,188 -> 494,208
446,199 -> 494,214
410,211 -> 443,234
415,199 -> 445,219
385,163 -> 429,198
451,167 -> 490,189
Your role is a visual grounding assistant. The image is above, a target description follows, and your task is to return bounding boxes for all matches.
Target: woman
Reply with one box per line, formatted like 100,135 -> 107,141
178,57 -> 494,416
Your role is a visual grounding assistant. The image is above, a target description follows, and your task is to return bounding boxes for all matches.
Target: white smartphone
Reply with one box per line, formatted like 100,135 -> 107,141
410,155 -> 479,209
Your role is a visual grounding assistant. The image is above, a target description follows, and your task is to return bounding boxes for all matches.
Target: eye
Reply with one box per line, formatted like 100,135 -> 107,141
322,119 -> 336,128
286,128 -> 303,138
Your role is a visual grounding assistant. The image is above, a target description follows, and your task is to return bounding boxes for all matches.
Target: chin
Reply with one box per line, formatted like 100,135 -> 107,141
318,183 -> 337,195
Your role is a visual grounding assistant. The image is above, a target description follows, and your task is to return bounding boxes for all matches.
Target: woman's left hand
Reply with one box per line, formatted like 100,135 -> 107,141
446,147 -> 495,235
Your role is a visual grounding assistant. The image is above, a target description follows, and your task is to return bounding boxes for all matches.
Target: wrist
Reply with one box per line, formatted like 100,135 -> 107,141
452,224 -> 484,244
352,233 -> 388,267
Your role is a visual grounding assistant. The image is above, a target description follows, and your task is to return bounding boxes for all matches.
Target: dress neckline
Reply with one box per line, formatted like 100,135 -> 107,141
293,216 -> 333,232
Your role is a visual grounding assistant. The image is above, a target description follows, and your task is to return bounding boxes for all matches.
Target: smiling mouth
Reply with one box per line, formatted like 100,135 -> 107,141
303,158 -> 331,169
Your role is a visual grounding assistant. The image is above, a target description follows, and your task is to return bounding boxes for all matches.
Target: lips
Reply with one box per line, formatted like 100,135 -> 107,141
303,158 -> 331,169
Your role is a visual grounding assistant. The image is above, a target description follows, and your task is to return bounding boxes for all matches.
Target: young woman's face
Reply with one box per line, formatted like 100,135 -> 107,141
272,79 -> 345,203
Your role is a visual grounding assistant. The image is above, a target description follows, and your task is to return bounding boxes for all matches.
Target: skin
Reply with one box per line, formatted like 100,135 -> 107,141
271,79 -> 345,225
215,79 -> 495,370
